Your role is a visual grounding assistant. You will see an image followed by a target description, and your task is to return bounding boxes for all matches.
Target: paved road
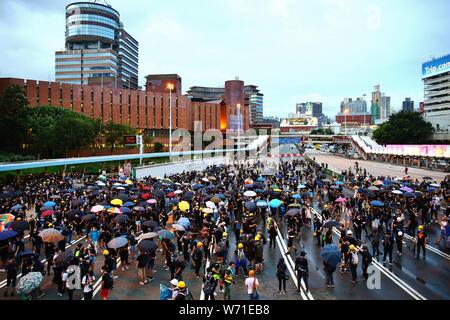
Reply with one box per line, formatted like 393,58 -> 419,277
306,149 -> 448,182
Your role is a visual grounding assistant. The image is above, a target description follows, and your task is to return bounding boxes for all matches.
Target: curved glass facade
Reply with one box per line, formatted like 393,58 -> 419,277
66,3 -> 120,19
67,24 -> 115,40
67,14 -> 119,29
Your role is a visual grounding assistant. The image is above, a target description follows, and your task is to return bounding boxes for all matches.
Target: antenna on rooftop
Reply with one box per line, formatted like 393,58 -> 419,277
92,0 -> 111,7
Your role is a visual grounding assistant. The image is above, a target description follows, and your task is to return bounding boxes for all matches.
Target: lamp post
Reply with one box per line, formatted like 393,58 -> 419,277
167,83 -> 174,156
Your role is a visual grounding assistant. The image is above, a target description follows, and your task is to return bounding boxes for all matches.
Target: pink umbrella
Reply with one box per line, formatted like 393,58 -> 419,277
147,199 -> 157,204
90,205 -> 105,213
335,197 -> 347,203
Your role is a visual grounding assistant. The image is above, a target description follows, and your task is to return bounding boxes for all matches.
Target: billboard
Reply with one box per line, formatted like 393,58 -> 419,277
422,54 -> 450,79
381,144 -> 450,158
124,135 -> 137,145
280,117 -> 318,127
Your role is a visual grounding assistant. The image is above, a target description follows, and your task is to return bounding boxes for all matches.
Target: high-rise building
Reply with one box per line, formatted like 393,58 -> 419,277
244,85 -> 264,124
55,2 -> 139,89
340,97 -> 367,114
371,85 -> 390,124
296,102 -> 323,118
422,53 -> 450,132
187,78 -> 264,126
402,97 -> 414,113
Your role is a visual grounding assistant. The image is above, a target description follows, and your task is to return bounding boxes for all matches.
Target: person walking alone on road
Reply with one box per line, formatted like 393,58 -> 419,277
395,231 -> 404,256
360,245 -> 372,281
382,230 -> 394,265
276,258 -> 287,295
245,270 -> 259,300
416,225 -> 427,259
294,251 -> 309,293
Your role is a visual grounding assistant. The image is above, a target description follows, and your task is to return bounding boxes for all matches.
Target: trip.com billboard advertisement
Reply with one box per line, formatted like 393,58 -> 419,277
422,54 -> 450,79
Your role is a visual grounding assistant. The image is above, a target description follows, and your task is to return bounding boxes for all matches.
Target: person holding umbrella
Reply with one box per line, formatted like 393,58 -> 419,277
321,244 -> 341,288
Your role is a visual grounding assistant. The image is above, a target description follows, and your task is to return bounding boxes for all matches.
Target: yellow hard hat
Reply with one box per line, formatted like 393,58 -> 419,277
349,245 -> 356,251
238,243 -> 244,249
418,225 -> 424,230
197,242 -> 203,247
203,213 -> 208,217
255,235 -> 261,241
222,232 -> 228,237
178,281 -> 186,289
103,250 -> 109,255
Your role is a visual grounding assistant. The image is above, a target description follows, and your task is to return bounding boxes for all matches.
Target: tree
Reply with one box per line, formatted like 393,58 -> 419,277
373,111 -> 434,145
154,142 -> 164,153
104,121 -> 134,154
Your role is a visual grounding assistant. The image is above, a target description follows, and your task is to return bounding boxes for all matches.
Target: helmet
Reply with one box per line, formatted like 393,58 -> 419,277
397,231 -> 403,237
197,242 -> 203,247
347,230 -> 353,235
178,281 -> 186,289
238,243 -> 244,249
103,250 -> 109,255
170,279 -> 179,287
255,235 -> 261,241
349,244 -> 356,251
397,217 -> 402,222
249,270 -> 255,277
203,213 -> 208,217
418,225 -> 424,230
222,232 -> 228,238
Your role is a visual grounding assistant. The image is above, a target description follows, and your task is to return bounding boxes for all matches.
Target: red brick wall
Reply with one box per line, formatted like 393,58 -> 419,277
50,82 -> 60,107
61,83 -> 72,110
26,80 -> 37,107
111,88 -> 121,124
38,81 -> 49,106
92,86 -> 102,120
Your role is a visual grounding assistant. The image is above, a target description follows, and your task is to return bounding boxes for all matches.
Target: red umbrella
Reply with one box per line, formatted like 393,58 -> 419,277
166,192 -> 176,198
141,193 -> 151,200
41,210 -> 54,218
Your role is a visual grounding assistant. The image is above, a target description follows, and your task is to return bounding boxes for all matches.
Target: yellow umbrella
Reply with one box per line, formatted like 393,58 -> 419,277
110,199 -> 123,206
178,201 -> 190,212
273,189 -> 283,192
125,179 -> 133,185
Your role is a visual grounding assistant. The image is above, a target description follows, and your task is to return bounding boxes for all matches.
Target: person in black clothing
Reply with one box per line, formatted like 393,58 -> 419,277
5,258 -> 17,297
193,242 -> 203,277
268,222 -> 277,249
381,230 -> 394,264
360,245 -> 372,280
45,243 -> 55,275
276,258 -> 287,295
294,251 -> 309,293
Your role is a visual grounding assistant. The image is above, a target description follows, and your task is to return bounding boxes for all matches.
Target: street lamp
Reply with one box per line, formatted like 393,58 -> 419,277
167,83 -> 174,156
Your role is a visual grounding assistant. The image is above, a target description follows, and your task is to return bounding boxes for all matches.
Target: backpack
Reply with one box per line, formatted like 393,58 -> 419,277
383,235 -> 392,247
351,252 -> 359,265
364,251 -> 372,264
103,273 -> 113,289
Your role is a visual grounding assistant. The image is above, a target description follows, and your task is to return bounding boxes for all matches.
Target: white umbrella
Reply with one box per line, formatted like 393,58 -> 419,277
138,232 -> 159,241
174,190 -> 183,194
392,190 -> 403,195
430,183 -> 440,187
90,205 -> 105,213
171,224 -> 185,231
202,178 -> 210,182
205,201 -> 216,209
243,190 -> 257,197
202,208 -> 213,214
96,181 -> 106,187
113,182 -> 122,186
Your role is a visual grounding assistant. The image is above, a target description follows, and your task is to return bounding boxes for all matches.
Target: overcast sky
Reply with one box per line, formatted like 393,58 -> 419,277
0,0 -> 449,118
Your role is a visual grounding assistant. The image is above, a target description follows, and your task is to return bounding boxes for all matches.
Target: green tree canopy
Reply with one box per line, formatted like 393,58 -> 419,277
373,111 -> 434,145
104,121 -> 135,154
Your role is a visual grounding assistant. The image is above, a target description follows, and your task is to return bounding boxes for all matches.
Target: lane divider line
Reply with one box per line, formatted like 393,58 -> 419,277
0,235 -> 86,288
312,208 -> 427,300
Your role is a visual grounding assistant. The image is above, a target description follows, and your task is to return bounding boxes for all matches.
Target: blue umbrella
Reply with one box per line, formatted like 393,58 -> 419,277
10,204 -> 23,212
335,181 -> 344,185
192,184 -> 204,190
177,217 -> 190,229
245,201 -> 257,212
0,230 -> 18,241
269,199 -> 282,208
298,184 -> 307,189
157,229 -> 175,240
160,284 -> 172,300
370,200 -> 384,207
290,176 -> 298,181
243,184 -> 254,189
256,177 -> 265,182
256,201 -> 268,207
170,198 -> 179,205
404,192 -> 416,198
276,174 -> 284,179
119,207 -> 132,214
427,187 -> 437,192
123,201 -> 134,207
320,244 -> 341,266
215,194 -> 226,201
44,201 -> 56,207
291,194 -> 301,199
107,236 -> 128,249
255,189 -> 265,194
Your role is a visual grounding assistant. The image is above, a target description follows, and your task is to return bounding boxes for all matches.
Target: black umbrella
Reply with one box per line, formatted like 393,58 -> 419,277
323,220 -> 341,229
67,210 -> 81,219
54,250 -> 74,267
117,194 -> 129,201
55,226 -> 72,236
112,215 -> 129,224
138,239 -> 157,253
10,220 -> 30,232
284,209 -> 300,217
154,190 -> 165,198
15,250 -> 39,260
81,214 -> 96,222
142,220 -> 159,228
